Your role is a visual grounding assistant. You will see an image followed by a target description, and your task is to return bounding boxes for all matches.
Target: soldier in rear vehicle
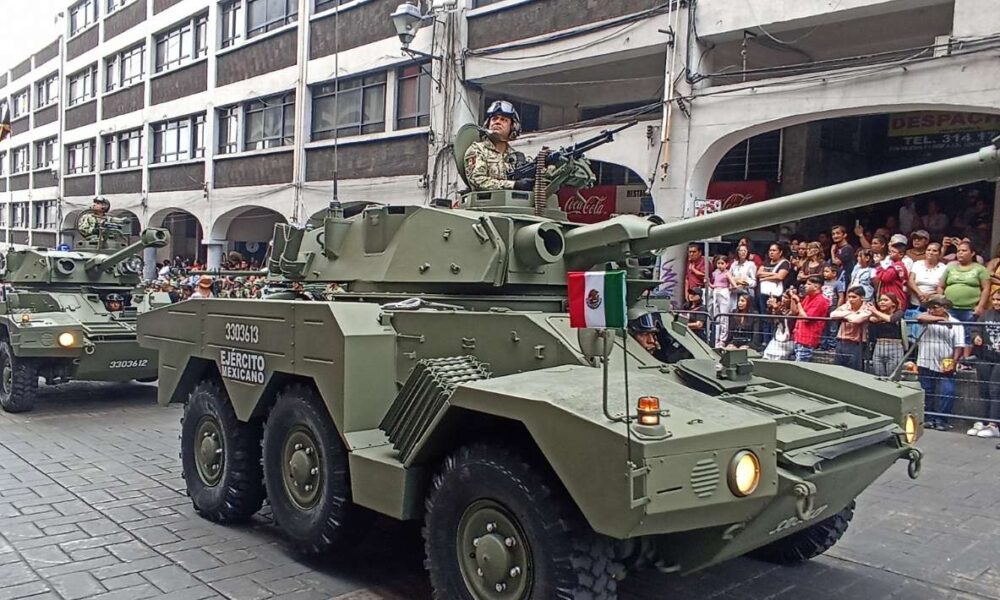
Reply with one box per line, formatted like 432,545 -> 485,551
464,100 -> 534,192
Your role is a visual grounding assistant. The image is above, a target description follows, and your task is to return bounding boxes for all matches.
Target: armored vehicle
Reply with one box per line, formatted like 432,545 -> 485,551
138,128 -> 1000,599
0,226 -> 170,413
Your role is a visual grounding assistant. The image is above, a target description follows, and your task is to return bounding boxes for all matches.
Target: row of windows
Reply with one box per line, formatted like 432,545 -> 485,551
68,0 -> 137,36
0,201 -> 58,230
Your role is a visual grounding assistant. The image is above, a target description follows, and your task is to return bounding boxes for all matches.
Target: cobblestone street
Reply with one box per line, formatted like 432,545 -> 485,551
0,383 -> 998,600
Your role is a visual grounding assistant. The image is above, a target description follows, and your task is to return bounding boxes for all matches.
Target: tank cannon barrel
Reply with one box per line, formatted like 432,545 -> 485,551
564,143 -> 1000,266
85,227 -> 170,274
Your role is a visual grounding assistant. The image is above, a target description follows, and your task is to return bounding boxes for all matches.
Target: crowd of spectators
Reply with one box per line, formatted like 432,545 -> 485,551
682,194 -> 1000,436
145,255 -> 268,301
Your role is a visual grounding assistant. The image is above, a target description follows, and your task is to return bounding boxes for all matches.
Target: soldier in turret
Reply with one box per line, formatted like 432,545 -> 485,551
77,197 -> 111,240
464,100 -> 534,192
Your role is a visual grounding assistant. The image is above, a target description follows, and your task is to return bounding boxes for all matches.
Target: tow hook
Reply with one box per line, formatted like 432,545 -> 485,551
83,340 -> 96,355
792,482 -> 817,521
906,448 -> 923,480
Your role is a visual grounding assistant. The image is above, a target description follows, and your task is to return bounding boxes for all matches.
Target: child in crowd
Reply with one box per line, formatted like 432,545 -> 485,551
830,286 -> 872,371
850,249 -> 875,301
916,295 -> 966,431
708,255 -> 734,346
868,292 -> 906,377
820,264 -> 844,349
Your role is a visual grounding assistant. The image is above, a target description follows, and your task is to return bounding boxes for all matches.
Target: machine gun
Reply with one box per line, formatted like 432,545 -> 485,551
510,120 -> 638,181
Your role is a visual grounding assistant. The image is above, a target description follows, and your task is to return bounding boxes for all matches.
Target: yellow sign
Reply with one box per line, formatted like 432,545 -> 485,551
888,111 -> 1000,137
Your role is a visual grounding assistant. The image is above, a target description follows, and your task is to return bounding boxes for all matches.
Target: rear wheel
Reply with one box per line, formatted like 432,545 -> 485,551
0,339 -> 37,413
180,379 -> 265,522
424,443 -> 621,600
262,383 -> 370,554
750,501 -> 855,564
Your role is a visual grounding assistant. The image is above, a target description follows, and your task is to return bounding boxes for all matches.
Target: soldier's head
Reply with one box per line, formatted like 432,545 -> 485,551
628,313 -> 660,353
92,197 -> 110,214
105,293 -> 124,312
484,100 -> 521,141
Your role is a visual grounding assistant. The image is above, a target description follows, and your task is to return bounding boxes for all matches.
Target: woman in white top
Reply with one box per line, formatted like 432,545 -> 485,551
728,244 -> 757,303
908,242 -> 947,308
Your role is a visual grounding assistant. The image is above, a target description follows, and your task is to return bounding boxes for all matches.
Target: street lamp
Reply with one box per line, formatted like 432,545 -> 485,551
390,2 -> 454,60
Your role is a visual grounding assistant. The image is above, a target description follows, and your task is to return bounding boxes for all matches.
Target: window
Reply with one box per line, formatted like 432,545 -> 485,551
0,204 -> 7,228
105,45 -> 145,92
68,66 -> 96,106
34,138 -> 55,170
107,0 -> 132,13
35,75 -> 58,109
244,92 -> 295,150
396,64 -> 431,129
11,146 -> 29,174
218,106 -> 240,154
152,114 -> 205,163
34,201 -> 57,230
102,129 -> 142,170
314,0 -> 346,13
154,14 -> 208,73
247,0 -> 297,39
70,0 -> 97,36
0,152 -> 6,176
67,140 -> 95,174
12,203 -> 29,229
12,89 -> 29,119
472,0 -> 504,6
312,72 -> 386,140
221,0 -> 242,48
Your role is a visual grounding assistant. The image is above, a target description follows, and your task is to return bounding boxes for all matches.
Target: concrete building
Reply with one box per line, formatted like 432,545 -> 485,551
0,0 -> 998,277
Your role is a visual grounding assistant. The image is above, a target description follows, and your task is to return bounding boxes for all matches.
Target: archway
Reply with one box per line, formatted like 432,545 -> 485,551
209,206 -> 287,267
701,109 -> 999,253
109,209 -> 141,241
148,209 -> 205,266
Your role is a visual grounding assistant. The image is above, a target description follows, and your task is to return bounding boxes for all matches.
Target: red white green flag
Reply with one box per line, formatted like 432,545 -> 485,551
568,271 -> 626,329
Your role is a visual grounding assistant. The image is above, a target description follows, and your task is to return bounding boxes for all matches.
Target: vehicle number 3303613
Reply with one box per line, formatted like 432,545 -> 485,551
225,322 -> 260,344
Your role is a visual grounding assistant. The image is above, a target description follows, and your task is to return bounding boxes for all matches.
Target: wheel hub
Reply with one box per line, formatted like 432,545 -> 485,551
193,417 -> 224,486
458,501 -> 531,599
282,428 -> 321,509
2,363 -> 11,397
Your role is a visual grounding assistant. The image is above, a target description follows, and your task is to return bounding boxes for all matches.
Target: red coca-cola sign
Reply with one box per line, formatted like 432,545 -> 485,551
558,186 -> 617,223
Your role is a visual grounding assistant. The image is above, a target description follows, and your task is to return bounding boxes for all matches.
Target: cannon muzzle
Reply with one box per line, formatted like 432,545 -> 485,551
564,143 -> 1000,267
85,227 -> 171,274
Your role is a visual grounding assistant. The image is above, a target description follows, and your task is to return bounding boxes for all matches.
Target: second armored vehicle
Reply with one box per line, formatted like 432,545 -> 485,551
0,224 -> 170,412
137,129 -> 1000,598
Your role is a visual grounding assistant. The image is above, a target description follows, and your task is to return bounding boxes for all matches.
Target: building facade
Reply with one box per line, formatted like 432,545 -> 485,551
0,0 -> 998,274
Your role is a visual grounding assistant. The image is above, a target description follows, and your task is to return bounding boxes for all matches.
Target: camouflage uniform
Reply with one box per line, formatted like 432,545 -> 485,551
464,140 -> 519,191
77,212 -> 102,239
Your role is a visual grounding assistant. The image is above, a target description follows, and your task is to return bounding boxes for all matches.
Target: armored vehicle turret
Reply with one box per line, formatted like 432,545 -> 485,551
138,129 -> 1000,599
0,227 -> 170,413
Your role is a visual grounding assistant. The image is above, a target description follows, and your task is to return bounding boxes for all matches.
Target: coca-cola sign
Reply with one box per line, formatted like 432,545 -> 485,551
558,186 -> 616,223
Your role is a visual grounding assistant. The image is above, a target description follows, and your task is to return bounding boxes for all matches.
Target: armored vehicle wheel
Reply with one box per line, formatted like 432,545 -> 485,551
424,443 -> 620,600
750,501 -> 855,564
262,384 -> 370,554
180,379 -> 265,523
0,339 -> 38,413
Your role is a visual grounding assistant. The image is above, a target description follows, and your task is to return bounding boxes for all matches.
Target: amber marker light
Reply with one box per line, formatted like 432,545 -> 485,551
19,313 -> 31,324
636,396 -> 660,426
57,332 -> 75,348
728,450 -> 761,497
904,414 -> 919,444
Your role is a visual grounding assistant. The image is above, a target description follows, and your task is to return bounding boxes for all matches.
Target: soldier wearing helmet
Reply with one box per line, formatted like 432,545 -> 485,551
464,100 -> 534,192
628,313 -> 661,354
78,197 -> 112,240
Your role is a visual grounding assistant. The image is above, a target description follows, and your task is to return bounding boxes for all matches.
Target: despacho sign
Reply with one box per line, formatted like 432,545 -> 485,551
220,348 -> 266,384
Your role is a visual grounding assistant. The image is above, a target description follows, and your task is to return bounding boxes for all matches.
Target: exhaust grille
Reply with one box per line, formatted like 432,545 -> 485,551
690,458 -> 720,498
380,356 -> 491,465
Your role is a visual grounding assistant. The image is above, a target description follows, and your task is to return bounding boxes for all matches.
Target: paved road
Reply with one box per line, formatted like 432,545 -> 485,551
0,383 -> 997,600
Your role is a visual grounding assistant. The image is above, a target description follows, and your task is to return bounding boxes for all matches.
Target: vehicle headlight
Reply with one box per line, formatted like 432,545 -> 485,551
57,332 -> 76,347
904,414 -> 919,444
728,450 -> 761,497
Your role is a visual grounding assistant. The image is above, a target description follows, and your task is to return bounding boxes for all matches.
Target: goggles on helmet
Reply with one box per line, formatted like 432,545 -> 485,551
487,100 -> 516,117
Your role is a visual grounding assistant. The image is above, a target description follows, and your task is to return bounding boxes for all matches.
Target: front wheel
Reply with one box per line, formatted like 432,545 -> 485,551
180,379 -> 265,523
424,443 -> 621,600
0,339 -> 37,413
750,500 -> 855,564
262,383 -> 370,554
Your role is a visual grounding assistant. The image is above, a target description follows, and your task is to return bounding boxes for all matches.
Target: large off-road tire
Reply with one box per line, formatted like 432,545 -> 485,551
0,339 -> 37,413
750,500 -> 855,564
180,379 -> 265,523
424,443 -> 621,600
262,383 -> 370,554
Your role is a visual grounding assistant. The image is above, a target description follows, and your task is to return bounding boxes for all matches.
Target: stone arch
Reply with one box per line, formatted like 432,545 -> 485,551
146,208 -> 205,264
688,103 -> 1000,208
209,206 -> 287,265
108,209 -> 141,237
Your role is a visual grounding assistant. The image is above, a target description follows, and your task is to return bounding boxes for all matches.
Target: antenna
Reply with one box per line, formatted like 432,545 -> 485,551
329,3 -> 342,218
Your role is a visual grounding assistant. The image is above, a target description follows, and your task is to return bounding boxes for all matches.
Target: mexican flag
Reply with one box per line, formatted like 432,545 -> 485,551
568,271 -> 626,329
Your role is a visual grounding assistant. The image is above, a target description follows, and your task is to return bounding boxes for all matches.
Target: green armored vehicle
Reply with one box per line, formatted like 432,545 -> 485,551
138,127 -> 1000,599
0,220 -> 170,413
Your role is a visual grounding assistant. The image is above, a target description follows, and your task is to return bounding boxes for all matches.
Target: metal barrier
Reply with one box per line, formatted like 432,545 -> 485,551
695,311 -> 1000,428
